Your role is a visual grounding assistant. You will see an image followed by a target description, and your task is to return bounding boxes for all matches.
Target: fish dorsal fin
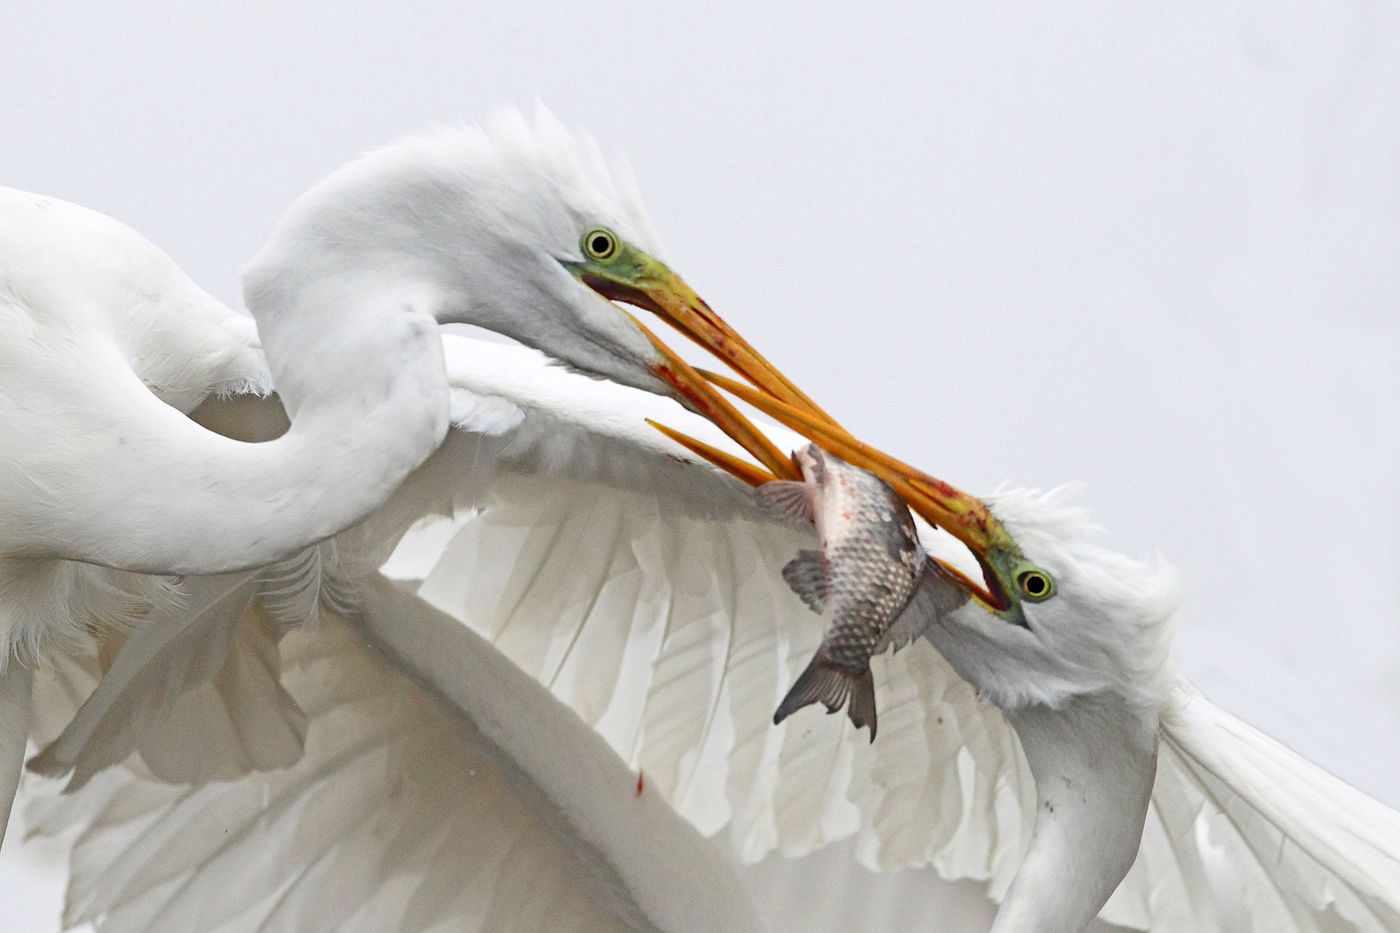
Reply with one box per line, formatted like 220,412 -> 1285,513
781,549 -> 830,615
874,559 -> 966,655
754,480 -> 815,523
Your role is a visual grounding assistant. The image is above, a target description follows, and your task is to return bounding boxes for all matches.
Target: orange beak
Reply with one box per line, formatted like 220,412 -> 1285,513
628,303 -> 1018,612
567,241 -> 1017,611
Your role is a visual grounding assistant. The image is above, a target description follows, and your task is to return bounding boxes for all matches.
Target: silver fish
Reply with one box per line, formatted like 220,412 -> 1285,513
757,444 -> 936,741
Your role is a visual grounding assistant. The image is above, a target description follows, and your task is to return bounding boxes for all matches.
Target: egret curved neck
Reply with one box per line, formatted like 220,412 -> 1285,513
3,284 -> 450,576
224,277 -> 452,568
992,696 -> 1158,933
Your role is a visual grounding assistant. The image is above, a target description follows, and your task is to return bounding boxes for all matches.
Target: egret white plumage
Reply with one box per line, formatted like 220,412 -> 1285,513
31,338 -> 1400,932
4,110 -> 1400,933
0,108 -> 796,927
0,108 -> 780,586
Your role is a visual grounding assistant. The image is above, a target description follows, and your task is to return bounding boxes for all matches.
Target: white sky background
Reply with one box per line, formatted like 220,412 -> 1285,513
1,2 -> 1397,931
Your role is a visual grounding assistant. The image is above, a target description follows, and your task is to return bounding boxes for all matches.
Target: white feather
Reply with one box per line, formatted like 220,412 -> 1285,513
1117,686 -> 1400,932
382,361 -> 1400,932
26,576 -> 763,933
0,663 -> 30,848
26,572 -> 306,791
8,106 -> 1400,933
19,333 -> 1400,933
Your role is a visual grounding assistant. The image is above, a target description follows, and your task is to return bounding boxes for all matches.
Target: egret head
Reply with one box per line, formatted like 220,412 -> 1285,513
245,106 -> 766,411
919,488 -> 1179,718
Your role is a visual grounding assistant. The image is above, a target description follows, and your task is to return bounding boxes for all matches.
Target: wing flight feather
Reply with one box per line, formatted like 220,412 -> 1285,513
400,455 -> 1400,932
27,578 -> 763,933
1097,686 -> 1400,932
23,337 -> 1400,933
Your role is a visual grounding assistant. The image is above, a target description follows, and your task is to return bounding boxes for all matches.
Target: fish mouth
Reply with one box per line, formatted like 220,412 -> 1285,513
605,282 -> 1020,614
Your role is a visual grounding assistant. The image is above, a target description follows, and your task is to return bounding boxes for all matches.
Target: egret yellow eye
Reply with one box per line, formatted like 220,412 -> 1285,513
582,227 -> 619,262
1016,568 -> 1055,602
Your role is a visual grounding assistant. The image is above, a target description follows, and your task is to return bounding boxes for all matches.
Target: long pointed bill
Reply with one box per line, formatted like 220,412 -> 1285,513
567,243 -> 1014,611
645,419 -> 781,488
692,368 -> 1016,611
573,261 -> 838,426
625,314 -> 799,482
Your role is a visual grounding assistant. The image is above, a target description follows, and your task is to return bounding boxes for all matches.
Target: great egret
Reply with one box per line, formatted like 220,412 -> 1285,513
0,106 -> 785,845
0,106 -> 818,929
8,112 -> 1400,932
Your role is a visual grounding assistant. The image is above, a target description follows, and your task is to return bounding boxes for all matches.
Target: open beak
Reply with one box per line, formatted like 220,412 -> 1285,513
574,263 -> 834,422
692,370 -> 1016,612
570,256 -> 806,482
573,251 -> 1013,611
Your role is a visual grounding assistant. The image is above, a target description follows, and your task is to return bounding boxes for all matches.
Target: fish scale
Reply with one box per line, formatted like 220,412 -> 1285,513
756,444 -> 928,741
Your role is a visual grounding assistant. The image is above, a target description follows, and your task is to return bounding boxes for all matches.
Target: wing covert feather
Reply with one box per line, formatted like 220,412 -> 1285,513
27,560 -> 337,790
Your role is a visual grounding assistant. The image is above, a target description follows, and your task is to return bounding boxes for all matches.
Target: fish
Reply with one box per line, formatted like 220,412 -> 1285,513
757,444 -> 939,741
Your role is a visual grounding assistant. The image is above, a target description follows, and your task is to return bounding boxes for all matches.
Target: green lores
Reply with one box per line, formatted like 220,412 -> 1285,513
559,224 -> 744,363
558,226 -> 685,318
981,544 -> 1057,629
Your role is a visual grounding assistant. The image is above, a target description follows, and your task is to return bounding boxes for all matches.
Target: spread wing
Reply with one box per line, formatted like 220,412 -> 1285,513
22,337 -> 1400,933
402,474 -> 1037,873
1096,686 -> 1400,932
22,336 -> 1032,931
26,574 -> 762,933
393,471 -> 1400,933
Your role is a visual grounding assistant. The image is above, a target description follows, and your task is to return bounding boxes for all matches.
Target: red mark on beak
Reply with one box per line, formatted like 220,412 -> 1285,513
636,771 -> 645,797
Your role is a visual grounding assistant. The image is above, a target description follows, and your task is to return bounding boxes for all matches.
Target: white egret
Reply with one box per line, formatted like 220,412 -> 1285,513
0,107 -> 810,928
26,334 -> 1400,932
0,106 -> 791,837
7,111 -> 1400,933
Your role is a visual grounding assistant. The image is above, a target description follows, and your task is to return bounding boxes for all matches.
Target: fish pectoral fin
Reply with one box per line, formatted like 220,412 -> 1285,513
874,560 -> 962,655
781,550 -> 831,614
754,480 -> 816,523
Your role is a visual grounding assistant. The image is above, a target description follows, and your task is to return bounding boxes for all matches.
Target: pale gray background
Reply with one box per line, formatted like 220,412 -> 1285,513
1,2 -> 1396,930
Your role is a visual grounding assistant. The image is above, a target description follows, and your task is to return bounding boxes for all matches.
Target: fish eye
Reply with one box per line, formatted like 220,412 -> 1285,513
1016,568 -> 1055,602
582,227 -> 619,262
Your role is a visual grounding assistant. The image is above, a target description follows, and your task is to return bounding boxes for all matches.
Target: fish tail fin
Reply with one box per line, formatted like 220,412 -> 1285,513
847,669 -> 877,742
773,653 -> 877,740
774,653 -> 851,724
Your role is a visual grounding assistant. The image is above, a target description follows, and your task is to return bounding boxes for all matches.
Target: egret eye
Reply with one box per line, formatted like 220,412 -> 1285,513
1016,568 -> 1055,602
582,227 -> 619,262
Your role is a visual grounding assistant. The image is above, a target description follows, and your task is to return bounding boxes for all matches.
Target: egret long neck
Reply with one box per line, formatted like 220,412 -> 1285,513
3,283 -> 448,576
224,273 -> 452,569
992,696 -> 1158,933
